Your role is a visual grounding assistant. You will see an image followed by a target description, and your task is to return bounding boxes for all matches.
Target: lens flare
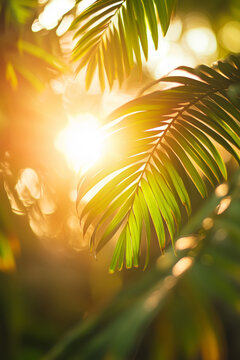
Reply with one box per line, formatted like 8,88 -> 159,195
55,114 -> 105,173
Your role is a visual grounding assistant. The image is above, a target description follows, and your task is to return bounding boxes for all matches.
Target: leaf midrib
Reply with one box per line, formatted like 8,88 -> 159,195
122,81 -> 233,235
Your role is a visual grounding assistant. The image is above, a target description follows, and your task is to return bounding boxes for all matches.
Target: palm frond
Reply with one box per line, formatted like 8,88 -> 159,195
77,54 -> 240,272
70,0 -> 177,90
46,169 -> 240,360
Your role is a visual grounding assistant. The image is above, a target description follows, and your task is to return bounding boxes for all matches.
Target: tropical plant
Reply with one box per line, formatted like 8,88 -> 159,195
64,1 -> 240,355
46,170 -> 240,360
67,0 -> 240,273
77,54 -> 240,272
0,0 -> 240,358
70,0 -> 177,89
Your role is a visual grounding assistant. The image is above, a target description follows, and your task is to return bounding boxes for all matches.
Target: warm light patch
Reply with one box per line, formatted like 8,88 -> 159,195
15,168 -> 41,206
56,15 -> 74,37
145,22 -> 195,79
217,197 -> 231,215
38,0 -> 75,30
185,27 -> 217,56
218,21 -> 240,53
31,19 -> 43,32
69,189 -> 77,202
172,257 -> 194,277
55,114 -> 105,173
202,217 -> 214,230
175,236 -> 198,251
215,183 -> 229,198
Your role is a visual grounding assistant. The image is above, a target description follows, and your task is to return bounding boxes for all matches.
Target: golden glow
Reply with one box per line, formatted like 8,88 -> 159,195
202,217 -> 214,230
56,15 -> 74,36
38,0 -> 75,30
31,19 -> 43,32
218,21 -> 240,53
217,197 -> 231,215
152,44 -> 195,78
175,236 -> 198,251
15,168 -> 41,205
69,189 -> 77,202
55,114 -> 105,173
215,183 -> 229,198
185,27 -> 217,56
172,257 -> 194,277
145,20 -> 196,79
166,17 -> 183,42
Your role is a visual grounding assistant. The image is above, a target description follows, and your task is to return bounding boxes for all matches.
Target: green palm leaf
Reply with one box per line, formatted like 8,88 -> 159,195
77,54 -> 240,272
46,170 -> 240,360
70,0 -> 177,90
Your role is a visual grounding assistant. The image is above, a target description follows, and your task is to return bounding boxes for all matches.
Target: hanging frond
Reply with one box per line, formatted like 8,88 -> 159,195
47,170 -> 240,360
77,54 -> 240,272
70,0 -> 177,90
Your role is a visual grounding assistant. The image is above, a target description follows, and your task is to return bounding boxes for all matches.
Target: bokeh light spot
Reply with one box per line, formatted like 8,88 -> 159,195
218,21 -> 240,53
215,183 -> 229,198
185,27 -> 217,56
175,236 -> 198,251
172,257 -> 194,277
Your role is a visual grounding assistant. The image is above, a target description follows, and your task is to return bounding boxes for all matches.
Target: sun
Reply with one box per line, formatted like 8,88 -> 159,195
55,113 -> 105,173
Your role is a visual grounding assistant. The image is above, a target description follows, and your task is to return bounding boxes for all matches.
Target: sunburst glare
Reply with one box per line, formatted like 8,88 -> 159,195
55,114 -> 105,173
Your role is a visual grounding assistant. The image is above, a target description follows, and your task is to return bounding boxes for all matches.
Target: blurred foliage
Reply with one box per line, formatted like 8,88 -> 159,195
178,0 -> 240,17
0,0 -> 66,93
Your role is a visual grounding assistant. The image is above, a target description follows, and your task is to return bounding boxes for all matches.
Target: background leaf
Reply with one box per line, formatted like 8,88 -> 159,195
70,0 -> 177,89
